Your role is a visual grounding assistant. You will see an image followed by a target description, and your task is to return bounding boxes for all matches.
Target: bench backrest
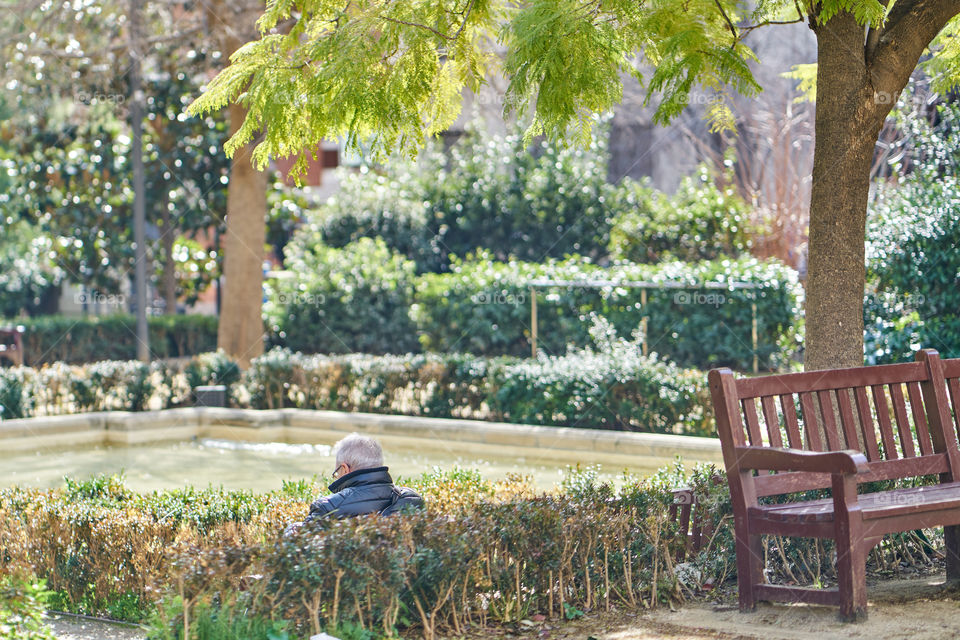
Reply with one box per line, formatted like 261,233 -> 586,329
943,357 -> 960,453
709,349 -> 960,500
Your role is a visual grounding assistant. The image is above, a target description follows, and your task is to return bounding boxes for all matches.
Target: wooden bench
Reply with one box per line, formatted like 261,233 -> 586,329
708,349 -> 960,621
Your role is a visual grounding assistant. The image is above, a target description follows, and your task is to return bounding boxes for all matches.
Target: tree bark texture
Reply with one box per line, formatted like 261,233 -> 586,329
805,4 -> 960,370
217,98 -> 268,367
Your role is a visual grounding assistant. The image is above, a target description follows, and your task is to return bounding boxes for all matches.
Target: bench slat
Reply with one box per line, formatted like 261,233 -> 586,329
742,397 -> 763,447
750,480 -> 960,523
871,384 -> 898,459
752,453 -> 951,498
889,383 -> 916,458
948,376 -> 960,447
854,386 -> 881,462
837,388 -> 860,451
736,361 -> 926,399
780,394 -> 803,449
799,392 -> 823,451
817,390 -> 842,451
761,395 -> 783,447
907,381 -> 934,457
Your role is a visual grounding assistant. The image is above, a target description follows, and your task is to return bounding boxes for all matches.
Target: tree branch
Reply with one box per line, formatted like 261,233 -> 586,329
741,18 -> 805,37
378,0 -> 476,43
864,0 -> 892,60
713,0 -> 740,45
869,0 -> 960,96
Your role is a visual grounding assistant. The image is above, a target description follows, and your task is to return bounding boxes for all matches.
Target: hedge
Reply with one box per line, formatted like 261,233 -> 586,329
0,467 -> 730,636
0,470 -> 942,639
6,314 -> 218,366
0,360 -> 188,418
607,164 -> 754,264
312,129 -> 617,274
264,237 -> 420,355
245,342 -> 712,435
413,254 -> 802,371
864,101 -> 960,364
0,344 -> 712,435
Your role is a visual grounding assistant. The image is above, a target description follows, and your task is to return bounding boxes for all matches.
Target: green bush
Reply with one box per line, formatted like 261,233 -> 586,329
413,254 -> 801,371
1,469 -> 944,637
608,163 -> 754,263
0,219 -> 61,318
265,237 -> 420,355
0,367 -> 29,419
0,360 -> 189,418
311,127 -> 616,273
0,344 -> 710,434
310,163 -> 444,272
243,338 -> 712,434
0,574 -> 56,640
489,319 -> 710,433
10,314 -> 218,366
865,100 -> 960,364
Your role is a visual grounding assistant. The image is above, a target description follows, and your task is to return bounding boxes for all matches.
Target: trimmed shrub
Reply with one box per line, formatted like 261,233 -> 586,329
0,220 -> 61,319
243,339 -> 712,434
10,314 -> 218,366
1,469 -> 941,638
0,360 -> 189,418
865,102 -> 960,364
413,254 -> 802,371
265,237 -> 420,355
0,345 -> 710,435
608,164 -> 754,264
0,469 -> 714,635
310,128 -> 616,273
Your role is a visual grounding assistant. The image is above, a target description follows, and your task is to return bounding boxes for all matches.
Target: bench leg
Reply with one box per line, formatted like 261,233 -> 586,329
836,539 -> 867,622
736,531 -> 763,612
946,525 -> 960,584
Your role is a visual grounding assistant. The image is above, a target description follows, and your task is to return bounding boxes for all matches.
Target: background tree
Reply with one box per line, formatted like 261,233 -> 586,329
189,0 -> 960,370
2,0 -> 272,364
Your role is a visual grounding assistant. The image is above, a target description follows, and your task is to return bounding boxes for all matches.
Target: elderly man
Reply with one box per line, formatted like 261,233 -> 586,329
304,434 -> 424,522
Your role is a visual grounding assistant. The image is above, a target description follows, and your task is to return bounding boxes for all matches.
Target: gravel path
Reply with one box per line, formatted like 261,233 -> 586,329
48,614 -> 146,640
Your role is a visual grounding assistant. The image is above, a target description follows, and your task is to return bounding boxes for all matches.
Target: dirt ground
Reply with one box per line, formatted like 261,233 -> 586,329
49,574 -> 960,640
651,573 -> 960,640
457,573 -> 960,640
49,614 -> 146,640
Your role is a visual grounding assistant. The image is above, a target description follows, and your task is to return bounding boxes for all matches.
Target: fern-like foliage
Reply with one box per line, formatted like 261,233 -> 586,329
817,0 -> 887,27
189,0 -> 499,170
926,16 -> 960,94
187,0 -> 960,174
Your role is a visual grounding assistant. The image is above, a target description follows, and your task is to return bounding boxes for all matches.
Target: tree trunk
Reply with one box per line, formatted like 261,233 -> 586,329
217,99 -> 268,366
804,14 -> 887,371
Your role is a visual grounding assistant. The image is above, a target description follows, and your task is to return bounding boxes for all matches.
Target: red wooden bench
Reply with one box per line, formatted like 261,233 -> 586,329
708,349 -> 960,621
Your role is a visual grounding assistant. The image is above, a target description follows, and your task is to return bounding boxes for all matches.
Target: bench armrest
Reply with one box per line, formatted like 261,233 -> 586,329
732,446 -> 868,475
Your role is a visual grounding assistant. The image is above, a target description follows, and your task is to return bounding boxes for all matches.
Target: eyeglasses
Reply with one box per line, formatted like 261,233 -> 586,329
332,463 -> 346,479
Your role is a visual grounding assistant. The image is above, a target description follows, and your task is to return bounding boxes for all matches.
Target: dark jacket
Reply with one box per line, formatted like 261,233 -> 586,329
305,466 -> 424,522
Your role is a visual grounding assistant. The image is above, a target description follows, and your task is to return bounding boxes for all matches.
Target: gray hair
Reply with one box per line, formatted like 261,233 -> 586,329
334,434 -> 384,470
